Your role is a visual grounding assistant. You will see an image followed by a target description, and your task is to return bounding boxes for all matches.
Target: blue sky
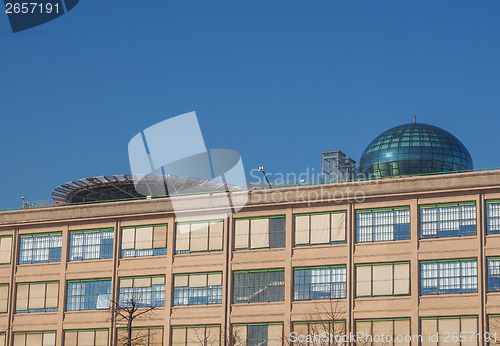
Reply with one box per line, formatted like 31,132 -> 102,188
0,1 -> 499,210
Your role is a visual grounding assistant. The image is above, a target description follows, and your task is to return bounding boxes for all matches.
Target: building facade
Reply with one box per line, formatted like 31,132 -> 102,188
1,170 -> 500,345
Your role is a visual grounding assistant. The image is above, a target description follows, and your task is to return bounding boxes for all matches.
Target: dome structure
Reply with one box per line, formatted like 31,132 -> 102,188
359,123 -> 473,178
52,174 -> 239,204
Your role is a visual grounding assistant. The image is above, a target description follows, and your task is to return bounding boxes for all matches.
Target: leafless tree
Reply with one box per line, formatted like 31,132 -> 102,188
282,299 -> 384,346
110,291 -> 160,346
187,327 -> 220,346
224,326 -> 246,346
188,326 -> 246,346
283,299 -> 348,346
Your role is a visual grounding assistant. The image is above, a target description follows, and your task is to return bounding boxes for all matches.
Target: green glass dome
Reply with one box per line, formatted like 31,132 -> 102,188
359,123 -> 473,178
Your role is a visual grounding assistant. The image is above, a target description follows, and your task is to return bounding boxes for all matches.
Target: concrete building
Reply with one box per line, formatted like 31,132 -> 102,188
0,122 -> 499,346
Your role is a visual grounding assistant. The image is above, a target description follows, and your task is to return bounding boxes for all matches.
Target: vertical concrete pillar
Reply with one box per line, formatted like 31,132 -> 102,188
410,198 -> 419,346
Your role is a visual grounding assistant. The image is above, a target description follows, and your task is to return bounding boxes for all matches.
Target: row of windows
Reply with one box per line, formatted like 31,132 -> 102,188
17,225 -> 168,265
2,201 -> 500,267
172,324 -> 283,346
0,276 -> 166,314
0,328 -> 162,346
5,316 -> 500,346
173,273 -> 222,305
0,225 -> 168,266
2,257 -> 498,314
354,316 -> 486,346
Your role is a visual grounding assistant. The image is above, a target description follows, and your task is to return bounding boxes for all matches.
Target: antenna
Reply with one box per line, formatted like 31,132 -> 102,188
258,166 -> 272,189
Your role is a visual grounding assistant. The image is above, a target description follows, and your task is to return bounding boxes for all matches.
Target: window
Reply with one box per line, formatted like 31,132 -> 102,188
295,212 -> 346,246
233,323 -> 282,346
66,279 -> 111,311
117,327 -> 162,346
175,220 -> 223,254
0,333 -> 4,346
420,203 -> 476,238
64,329 -> 108,346
234,216 -> 285,250
294,266 -> 346,300
0,284 -> 8,313
19,233 -> 62,264
173,272 -> 222,306
172,325 -> 220,346
488,258 -> 500,292
233,269 -> 284,303
0,236 -> 12,264
355,319 -> 410,346
12,332 -> 56,346
487,201 -> 500,234
121,224 -> 167,258
356,208 -> 410,243
15,281 -> 58,313
420,259 -> 477,295
119,276 -> 165,307
488,315 -> 500,344
293,321 -> 346,345
356,262 -> 410,297
69,229 -> 114,261
421,316 -> 477,345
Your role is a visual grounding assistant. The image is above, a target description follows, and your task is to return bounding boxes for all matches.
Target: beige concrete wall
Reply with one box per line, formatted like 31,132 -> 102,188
0,170 -> 500,344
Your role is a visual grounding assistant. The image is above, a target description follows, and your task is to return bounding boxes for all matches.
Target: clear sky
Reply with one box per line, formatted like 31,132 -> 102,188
0,1 -> 499,210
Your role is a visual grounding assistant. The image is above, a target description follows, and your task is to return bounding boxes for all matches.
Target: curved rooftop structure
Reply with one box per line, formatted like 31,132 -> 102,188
359,123 -> 473,179
52,174 -> 236,204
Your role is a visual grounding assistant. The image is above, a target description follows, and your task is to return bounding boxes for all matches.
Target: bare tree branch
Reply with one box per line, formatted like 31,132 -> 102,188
109,290 -> 160,346
282,299 -> 359,346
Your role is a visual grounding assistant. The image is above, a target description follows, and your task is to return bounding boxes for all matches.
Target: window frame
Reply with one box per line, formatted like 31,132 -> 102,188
68,228 -> 114,261
420,316 -> 478,345
175,220 -> 223,254
118,275 -> 166,308
355,207 -> 410,243
0,235 -> 13,265
173,272 -> 223,306
355,318 -> 411,345
12,331 -> 56,346
116,327 -> 163,345
355,262 -> 410,298
232,323 -> 283,346
232,269 -> 285,304
293,265 -> 347,301
63,328 -> 109,346
486,200 -> 500,235
0,283 -> 8,314
171,325 -> 220,346
66,278 -> 112,311
121,224 -> 167,258
488,314 -> 500,344
419,202 -> 476,239
420,258 -> 478,295
18,232 -> 62,264
487,257 -> 500,292
15,281 -> 59,313
294,211 -> 347,247
234,215 -> 286,250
